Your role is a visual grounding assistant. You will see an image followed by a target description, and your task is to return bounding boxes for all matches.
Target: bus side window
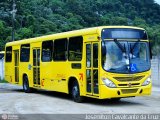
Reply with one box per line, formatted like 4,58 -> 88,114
42,40 -> 53,62
68,36 -> 83,61
53,38 -> 68,61
5,46 -> 12,62
86,44 -> 91,68
20,44 -> 30,62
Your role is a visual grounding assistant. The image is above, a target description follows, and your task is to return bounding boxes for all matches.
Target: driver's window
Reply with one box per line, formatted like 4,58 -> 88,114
139,43 -> 147,61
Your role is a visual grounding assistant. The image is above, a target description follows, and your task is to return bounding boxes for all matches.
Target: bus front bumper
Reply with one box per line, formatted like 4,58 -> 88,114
100,84 -> 151,99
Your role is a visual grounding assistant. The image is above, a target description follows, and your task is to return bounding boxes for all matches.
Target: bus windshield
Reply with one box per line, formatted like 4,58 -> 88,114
102,41 -> 151,73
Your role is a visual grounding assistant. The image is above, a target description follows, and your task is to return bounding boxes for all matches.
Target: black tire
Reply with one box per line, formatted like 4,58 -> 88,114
72,81 -> 83,103
23,75 -> 31,93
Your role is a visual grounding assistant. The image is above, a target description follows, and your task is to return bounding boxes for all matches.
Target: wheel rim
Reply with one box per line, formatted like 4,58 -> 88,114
73,86 -> 79,99
23,79 -> 28,91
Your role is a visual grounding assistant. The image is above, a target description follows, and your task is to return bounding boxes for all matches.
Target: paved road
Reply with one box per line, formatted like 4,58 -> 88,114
0,83 -> 160,119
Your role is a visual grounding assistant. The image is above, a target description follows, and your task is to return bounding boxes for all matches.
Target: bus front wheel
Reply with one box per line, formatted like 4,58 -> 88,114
23,75 -> 31,93
72,81 -> 83,103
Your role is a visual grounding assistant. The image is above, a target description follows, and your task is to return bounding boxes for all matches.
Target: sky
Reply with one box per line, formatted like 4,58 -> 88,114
155,0 -> 160,4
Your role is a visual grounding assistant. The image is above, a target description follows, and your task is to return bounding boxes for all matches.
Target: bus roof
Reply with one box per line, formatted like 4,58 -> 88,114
6,26 -> 145,46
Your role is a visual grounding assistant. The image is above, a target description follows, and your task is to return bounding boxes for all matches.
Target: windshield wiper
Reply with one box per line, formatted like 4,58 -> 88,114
114,39 -> 126,53
130,39 -> 140,54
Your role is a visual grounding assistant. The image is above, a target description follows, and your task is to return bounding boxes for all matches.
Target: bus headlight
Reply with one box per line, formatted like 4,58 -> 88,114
102,78 -> 116,88
142,76 -> 151,86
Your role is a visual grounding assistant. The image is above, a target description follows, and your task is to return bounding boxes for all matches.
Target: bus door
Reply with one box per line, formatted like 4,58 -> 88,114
14,50 -> 19,83
86,42 -> 99,96
33,48 -> 40,86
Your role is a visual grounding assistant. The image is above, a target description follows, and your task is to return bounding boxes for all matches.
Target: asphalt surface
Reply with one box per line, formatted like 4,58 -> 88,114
0,83 -> 160,120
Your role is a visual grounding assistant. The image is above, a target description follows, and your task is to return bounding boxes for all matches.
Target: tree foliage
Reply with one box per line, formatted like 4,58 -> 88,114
0,0 -> 160,55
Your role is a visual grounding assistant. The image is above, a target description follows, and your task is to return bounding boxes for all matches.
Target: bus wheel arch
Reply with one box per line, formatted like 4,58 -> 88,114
68,77 -> 83,102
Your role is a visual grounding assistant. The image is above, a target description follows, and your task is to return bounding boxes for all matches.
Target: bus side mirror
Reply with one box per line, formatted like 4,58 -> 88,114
102,45 -> 106,56
149,41 -> 152,59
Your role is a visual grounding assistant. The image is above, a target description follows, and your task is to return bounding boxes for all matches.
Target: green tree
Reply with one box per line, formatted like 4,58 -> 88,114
18,28 -> 33,39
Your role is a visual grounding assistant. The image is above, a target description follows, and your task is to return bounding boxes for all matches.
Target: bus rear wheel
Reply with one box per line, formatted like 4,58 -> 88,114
23,75 -> 31,93
72,81 -> 83,103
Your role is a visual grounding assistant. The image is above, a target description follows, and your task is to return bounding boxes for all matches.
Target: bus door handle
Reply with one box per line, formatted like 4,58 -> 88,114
28,64 -> 32,70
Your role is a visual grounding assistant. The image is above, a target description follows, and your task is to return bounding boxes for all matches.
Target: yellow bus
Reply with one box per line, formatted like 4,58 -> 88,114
5,26 -> 152,102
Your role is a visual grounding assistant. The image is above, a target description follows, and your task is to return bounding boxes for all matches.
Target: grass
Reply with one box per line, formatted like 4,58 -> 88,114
0,79 -> 8,83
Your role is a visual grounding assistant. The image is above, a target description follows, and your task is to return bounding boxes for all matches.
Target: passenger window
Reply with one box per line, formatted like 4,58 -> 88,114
5,46 -> 12,62
20,44 -> 30,62
68,36 -> 83,61
53,38 -> 67,61
42,41 -> 53,62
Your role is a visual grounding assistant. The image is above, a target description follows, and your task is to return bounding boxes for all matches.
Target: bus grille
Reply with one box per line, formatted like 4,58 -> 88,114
121,89 -> 138,94
113,76 -> 145,82
118,83 -> 140,87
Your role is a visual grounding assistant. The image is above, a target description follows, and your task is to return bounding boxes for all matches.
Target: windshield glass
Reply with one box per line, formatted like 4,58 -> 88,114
102,41 -> 150,73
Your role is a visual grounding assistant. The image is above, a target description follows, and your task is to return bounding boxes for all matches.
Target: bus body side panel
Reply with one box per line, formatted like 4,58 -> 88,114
5,61 -> 14,83
41,61 -> 84,94
41,61 -> 70,93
